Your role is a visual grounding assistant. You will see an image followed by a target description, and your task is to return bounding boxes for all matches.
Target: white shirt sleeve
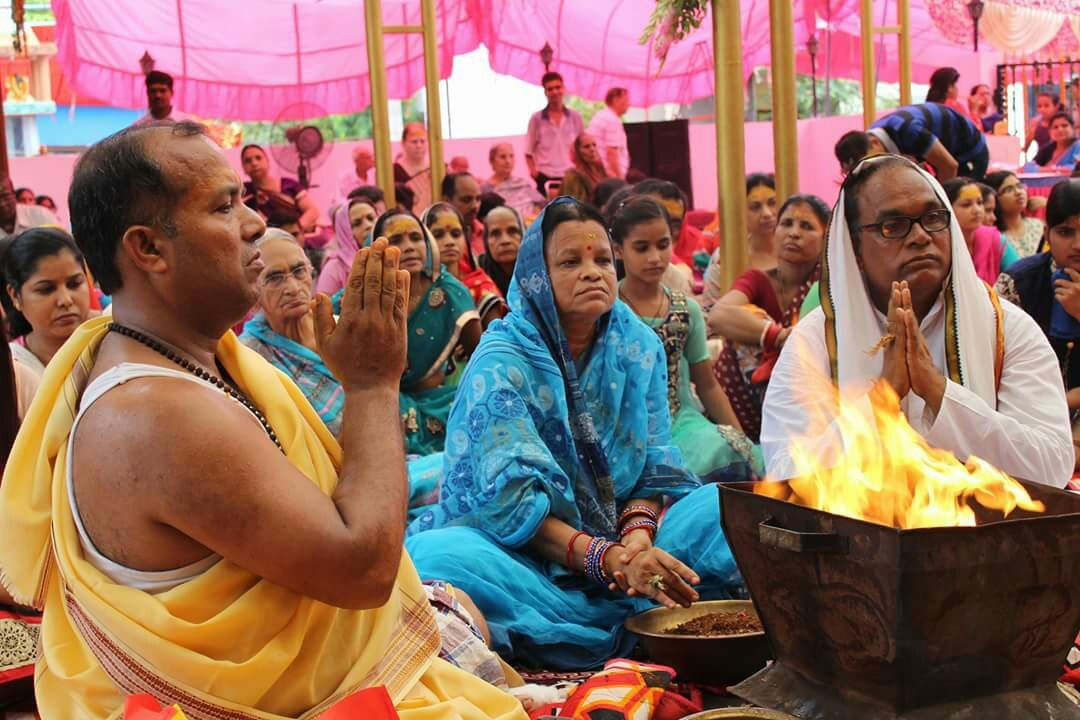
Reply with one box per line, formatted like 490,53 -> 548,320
922,301 -> 1074,488
762,303 -> 1075,488
760,310 -> 877,480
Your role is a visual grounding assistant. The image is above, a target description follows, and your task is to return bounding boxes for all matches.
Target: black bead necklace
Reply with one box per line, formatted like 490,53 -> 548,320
108,322 -> 283,452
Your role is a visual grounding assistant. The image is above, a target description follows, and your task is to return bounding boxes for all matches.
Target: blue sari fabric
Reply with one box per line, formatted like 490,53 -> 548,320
239,313 -> 344,436
406,198 -> 743,669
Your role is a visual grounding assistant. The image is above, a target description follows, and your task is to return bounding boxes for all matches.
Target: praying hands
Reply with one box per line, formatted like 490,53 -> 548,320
880,280 -> 946,414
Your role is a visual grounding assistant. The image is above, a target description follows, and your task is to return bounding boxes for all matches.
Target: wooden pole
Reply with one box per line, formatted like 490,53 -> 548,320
769,0 -> 799,200
364,0 -> 395,207
898,0 -> 911,106
713,0 -> 747,291
420,0 -> 444,202
859,0 -> 875,128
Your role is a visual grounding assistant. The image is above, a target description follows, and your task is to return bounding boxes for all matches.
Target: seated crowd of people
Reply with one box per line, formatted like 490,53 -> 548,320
1,67 -> 1079,719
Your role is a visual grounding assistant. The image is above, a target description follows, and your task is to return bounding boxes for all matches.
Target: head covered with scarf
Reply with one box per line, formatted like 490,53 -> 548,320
410,197 -> 697,544
821,155 -> 1004,400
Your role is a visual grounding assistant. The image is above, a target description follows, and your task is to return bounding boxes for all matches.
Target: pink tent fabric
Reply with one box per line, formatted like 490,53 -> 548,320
52,0 -> 479,120
52,0 -> 1019,120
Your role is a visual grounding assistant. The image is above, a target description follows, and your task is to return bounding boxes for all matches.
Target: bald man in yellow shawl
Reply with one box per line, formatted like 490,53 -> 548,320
0,123 -> 525,720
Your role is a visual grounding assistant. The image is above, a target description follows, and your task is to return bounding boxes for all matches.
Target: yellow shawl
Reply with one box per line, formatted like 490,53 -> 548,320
0,316 -> 441,719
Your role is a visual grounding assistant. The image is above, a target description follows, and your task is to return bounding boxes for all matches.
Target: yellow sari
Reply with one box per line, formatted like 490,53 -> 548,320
0,316 -> 524,720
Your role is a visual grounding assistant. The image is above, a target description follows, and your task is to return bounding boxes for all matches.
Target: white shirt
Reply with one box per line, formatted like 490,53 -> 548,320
132,108 -> 192,126
761,300 -> 1074,489
587,106 -> 629,178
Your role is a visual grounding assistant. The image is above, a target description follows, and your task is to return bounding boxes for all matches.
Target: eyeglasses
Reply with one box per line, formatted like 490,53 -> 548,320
261,262 -> 312,288
998,183 -> 1024,196
859,208 -> 951,241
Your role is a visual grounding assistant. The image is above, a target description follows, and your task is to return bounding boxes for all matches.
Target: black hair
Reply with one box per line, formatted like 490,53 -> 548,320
926,67 -> 959,103
1037,91 -> 1063,108
541,197 -> 607,254
983,171 -> 1018,232
67,121 -> 204,294
602,185 -> 636,226
631,178 -> 688,214
541,71 -> 563,87
372,207 -> 423,242
145,70 -> 174,90
240,143 -> 265,162
746,172 -> 776,195
835,130 -> 871,173
605,87 -> 628,105
1046,178 -> 1080,230
777,193 -> 831,230
34,195 -> 54,207
478,191 -> 506,220
401,123 -> 426,142
265,207 -> 301,228
840,154 -> 914,239
593,178 -> 628,211
609,196 -> 670,246
347,184 -> 385,207
941,176 -> 979,205
441,172 -> 474,200
394,184 -> 416,212
1,227 -> 85,338
969,83 -> 989,97
13,187 -> 32,200
976,182 -> 995,204
1049,111 -> 1074,128
0,328 -> 17,470
424,201 -> 465,231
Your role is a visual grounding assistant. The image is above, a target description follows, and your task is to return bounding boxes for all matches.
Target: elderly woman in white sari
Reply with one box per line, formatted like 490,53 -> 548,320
761,155 -> 1073,488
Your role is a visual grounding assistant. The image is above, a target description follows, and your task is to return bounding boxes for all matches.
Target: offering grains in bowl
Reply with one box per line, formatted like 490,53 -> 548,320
667,610 -> 763,637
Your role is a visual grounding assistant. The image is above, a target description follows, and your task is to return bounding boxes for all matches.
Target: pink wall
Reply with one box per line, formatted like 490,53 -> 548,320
9,115 -> 1025,228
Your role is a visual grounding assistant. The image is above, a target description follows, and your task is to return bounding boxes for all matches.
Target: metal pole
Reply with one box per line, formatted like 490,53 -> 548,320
811,56 -> 818,117
420,0 -> 444,202
364,0 -> 395,207
769,0 -> 799,200
898,0 -> 912,106
859,0 -> 875,128
713,0 -> 747,291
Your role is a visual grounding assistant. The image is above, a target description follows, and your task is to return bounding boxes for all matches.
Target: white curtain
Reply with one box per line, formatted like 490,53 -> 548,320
981,2 -> 1065,54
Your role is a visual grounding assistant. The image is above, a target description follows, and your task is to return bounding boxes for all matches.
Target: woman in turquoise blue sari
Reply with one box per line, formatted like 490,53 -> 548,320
334,209 -> 480,456
405,198 -> 743,670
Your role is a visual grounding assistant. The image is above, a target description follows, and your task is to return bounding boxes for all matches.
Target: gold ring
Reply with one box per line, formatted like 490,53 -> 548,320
648,574 -> 666,592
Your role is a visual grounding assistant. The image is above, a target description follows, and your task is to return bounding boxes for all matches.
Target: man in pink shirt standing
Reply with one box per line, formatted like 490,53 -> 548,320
588,88 -> 631,179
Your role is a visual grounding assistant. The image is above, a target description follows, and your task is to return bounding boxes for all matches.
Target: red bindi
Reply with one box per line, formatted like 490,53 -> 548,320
585,244 -> 592,252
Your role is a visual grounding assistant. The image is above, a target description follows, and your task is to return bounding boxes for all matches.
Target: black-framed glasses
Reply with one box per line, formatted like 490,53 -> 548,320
261,262 -> 312,288
859,208 -> 951,242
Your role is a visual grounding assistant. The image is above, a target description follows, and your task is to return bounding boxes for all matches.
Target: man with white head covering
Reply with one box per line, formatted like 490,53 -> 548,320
761,155 -> 1073,488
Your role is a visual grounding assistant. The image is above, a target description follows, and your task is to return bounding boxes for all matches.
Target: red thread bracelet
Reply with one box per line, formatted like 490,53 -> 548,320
565,530 -> 588,569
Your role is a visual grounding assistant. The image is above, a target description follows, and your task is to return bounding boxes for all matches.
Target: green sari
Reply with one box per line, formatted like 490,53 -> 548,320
332,224 -> 479,456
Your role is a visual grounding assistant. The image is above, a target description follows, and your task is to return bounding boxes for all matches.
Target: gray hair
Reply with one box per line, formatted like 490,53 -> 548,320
255,227 -> 302,248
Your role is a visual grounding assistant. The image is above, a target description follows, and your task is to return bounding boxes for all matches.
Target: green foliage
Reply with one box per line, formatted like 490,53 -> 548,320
237,109 -> 374,146
566,96 -> 605,126
639,0 -> 709,45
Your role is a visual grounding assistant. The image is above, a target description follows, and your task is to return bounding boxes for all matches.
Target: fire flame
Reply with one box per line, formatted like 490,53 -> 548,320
756,380 -> 1045,529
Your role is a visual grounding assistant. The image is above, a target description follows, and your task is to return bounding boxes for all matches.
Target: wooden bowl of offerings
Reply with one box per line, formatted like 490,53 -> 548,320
681,710 -> 797,720
624,600 -> 770,687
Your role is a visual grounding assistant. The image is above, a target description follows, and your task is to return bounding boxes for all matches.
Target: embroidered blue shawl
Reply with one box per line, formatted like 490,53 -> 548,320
411,198 -> 698,546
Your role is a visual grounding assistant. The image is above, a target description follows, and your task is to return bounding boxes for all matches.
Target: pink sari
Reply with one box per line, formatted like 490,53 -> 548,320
970,226 -> 1006,285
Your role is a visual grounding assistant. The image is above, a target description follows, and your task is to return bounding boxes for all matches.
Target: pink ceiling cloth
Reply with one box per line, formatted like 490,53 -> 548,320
51,0 -> 479,120
53,0 -> 1023,120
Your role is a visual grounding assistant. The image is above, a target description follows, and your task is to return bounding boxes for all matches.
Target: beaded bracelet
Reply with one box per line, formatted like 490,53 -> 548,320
584,537 -> 622,585
565,530 -> 588,569
618,503 -> 659,526
620,518 -> 658,540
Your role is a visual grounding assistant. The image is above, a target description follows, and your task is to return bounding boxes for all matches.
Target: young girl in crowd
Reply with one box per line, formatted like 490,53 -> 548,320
2,227 -> 93,380
985,171 -> 1046,257
423,202 -> 506,326
942,177 -> 1019,284
611,196 -> 762,481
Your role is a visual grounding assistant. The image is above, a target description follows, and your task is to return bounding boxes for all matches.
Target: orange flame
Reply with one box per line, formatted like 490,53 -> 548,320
756,378 -> 1044,529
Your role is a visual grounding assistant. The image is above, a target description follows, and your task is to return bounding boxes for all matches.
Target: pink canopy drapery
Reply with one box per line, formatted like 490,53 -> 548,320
52,0 -> 1045,121
51,0 -> 480,120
